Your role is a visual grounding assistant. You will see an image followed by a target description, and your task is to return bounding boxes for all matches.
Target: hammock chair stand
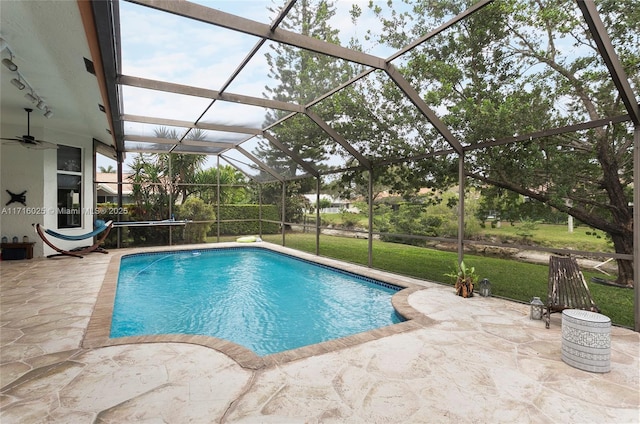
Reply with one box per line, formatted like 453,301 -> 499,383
34,221 -> 113,258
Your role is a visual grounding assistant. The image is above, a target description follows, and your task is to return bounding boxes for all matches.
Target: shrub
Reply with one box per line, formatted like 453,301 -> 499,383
177,197 -> 215,243
340,210 -> 360,228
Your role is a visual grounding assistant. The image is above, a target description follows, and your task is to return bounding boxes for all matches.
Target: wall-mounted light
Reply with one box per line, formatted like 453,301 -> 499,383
44,108 -> 53,119
10,77 -> 25,90
36,99 -> 46,110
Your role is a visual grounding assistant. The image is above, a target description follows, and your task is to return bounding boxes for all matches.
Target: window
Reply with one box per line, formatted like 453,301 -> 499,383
57,145 -> 82,228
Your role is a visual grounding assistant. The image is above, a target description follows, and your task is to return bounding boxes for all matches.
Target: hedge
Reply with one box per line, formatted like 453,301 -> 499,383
214,204 -> 280,235
97,203 -> 281,246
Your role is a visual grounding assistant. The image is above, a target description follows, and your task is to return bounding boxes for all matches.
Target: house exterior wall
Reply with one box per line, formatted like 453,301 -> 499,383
1,140 -> 45,257
1,122 -> 96,258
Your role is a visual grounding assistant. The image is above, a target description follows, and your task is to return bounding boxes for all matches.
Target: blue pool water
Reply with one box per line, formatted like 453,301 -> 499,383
111,248 -> 404,356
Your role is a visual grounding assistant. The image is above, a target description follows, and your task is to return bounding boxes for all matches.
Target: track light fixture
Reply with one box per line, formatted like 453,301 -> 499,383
2,57 -> 17,71
1,39 -> 18,71
10,77 -> 25,90
2,38 -> 54,118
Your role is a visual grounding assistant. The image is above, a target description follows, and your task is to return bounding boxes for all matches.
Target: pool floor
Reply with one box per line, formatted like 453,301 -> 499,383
111,248 -> 404,356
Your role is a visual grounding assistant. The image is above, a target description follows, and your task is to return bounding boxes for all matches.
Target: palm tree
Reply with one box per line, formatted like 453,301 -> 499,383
194,165 -> 248,204
98,165 -> 115,173
153,127 -> 207,203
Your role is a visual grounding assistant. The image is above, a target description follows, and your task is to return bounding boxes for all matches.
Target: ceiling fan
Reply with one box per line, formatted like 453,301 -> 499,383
1,108 -> 58,150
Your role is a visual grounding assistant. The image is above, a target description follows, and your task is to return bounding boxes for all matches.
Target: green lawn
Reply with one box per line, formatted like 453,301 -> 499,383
481,222 -> 613,252
313,214 -> 613,252
246,233 -> 634,329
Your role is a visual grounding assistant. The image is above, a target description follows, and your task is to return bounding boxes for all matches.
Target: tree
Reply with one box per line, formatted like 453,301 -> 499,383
129,153 -> 170,220
127,153 -> 172,244
315,197 -> 332,211
256,0 -> 348,177
258,180 -> 309,226
193,165 -> 249,204
128,127 -> 209,219
318,2 -> 461,209
153,127 -> 207,203
99,165 -> 115,173
476,186 -> 570,225
360,0 -> 638,286
255,0 -> 359,222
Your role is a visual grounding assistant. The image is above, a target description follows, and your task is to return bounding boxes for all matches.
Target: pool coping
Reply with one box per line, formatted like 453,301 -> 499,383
83,242 -> 435,370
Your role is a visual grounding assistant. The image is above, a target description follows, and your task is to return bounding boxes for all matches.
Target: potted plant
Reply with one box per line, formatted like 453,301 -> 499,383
445,261 -> 479,298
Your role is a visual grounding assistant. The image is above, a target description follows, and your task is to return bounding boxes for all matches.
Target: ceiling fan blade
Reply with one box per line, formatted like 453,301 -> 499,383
1,137 -> 24,144
30,139 -> 58,149
2,109 -> 59,150
0,137 -> 58,149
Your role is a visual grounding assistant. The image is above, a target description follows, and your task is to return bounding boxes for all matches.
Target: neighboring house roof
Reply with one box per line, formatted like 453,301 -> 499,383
96,173 -> 133,195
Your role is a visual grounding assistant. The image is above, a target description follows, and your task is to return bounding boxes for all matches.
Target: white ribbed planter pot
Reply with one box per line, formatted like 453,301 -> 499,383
561,309 -> 611,373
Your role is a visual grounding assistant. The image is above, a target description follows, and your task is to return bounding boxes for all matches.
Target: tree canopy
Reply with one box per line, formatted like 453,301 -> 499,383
332,0 -> 637,286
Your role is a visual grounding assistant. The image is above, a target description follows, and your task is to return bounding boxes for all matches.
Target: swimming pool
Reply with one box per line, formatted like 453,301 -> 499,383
111,247 -> 404,356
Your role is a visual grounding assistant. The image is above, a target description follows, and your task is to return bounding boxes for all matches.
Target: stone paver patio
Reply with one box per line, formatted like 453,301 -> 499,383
1,243 -> 638,423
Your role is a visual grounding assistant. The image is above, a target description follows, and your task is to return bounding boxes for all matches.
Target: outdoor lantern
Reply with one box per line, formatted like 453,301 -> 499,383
530,297 -> 544,320
479,278 -> 491,297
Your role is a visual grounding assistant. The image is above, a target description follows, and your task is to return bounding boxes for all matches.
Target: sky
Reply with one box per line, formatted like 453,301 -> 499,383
98,0 -> 399,173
